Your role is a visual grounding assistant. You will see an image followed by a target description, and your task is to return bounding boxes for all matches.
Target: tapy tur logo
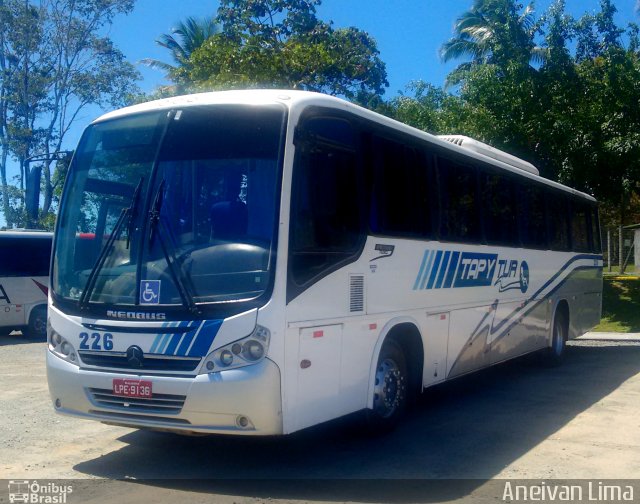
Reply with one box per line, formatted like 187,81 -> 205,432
413,249 -> 529,293
494,260 -> 529,293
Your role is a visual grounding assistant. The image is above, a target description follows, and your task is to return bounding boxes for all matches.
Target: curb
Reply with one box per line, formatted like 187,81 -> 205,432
577,332 -> 640,342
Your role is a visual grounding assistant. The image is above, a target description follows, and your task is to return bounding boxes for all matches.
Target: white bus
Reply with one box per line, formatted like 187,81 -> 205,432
47,90 -> 602,435
0,231 -> 52,339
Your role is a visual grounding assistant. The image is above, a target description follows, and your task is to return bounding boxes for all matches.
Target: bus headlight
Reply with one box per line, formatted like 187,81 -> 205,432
199,325 -> 270,374
48,321 -> 78,365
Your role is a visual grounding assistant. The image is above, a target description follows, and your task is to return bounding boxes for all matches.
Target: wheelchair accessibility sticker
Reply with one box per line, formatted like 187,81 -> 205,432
140,280 -> 161,305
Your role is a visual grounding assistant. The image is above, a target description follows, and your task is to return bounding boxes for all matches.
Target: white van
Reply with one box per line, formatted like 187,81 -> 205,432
0,231 -> 52,339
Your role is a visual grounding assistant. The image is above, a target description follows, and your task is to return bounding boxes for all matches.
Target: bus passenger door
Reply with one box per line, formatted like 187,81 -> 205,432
423,312 -> 449,386
294,324 -> 343,431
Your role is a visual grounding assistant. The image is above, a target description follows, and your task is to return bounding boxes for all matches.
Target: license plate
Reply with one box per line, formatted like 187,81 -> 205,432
112,378 -> 152,398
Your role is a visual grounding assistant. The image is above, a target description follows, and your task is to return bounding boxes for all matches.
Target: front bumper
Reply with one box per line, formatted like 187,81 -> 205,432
46,350 -> 283,435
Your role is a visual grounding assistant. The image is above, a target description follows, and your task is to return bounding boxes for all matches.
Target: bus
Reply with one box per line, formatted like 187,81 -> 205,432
46,90 -> 602,435
0,230 -> 52,339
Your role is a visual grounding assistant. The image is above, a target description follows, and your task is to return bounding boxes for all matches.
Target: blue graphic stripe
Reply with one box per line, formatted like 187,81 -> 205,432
164,333 -> 183,355
149,334 -> 162,353
443,251 -> 460,289
413,251 -> 430,290
187,320 -> 223,357
419,251 -> 435,290
435,251 -> 451,289
426,251 -> 443,290
176,331 -> 196,356
156,334 -> 171,354
491,265 -> 601,346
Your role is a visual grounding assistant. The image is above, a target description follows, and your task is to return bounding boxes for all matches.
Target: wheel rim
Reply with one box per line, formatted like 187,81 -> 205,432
553,318 -> 565,356
33,314 -> 46,335
373,358 -> 405,418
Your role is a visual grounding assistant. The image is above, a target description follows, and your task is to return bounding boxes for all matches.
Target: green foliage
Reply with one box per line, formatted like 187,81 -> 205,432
594,277 -> 640,332
0,0 -> 140,229
410,0 -> 640,228
180,0 -> 387,99
140,15 -> 220,94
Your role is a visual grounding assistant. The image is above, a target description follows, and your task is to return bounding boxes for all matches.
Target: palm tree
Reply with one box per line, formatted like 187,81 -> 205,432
439,0 -> 545,85
141,16 -> 220,89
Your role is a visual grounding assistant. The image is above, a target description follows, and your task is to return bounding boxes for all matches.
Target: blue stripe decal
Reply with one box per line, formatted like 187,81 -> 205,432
164,333 -> 182,355
443,251 -> 460,289
149,334 -> 162,353
187,320 -> 223,357
435,251 -> 451,289
426,251 -> 443,290
156,334 -> 171,354
176,331 -> 196,356
413,251 -> 430,290
419,251 -> 435,290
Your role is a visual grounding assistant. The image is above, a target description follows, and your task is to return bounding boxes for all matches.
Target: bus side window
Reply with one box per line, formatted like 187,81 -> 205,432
547,192 -> 571,251
437,157 -> 481,243
289,116 -> 363,287
518,182 -> 547,249
481,171 -> 517,246
571,200 -> 591,253
370,137 -> 432,238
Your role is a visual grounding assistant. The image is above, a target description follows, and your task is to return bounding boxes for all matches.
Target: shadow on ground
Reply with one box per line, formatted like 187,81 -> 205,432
0,331 -> 42,346
73,342 -> 640,502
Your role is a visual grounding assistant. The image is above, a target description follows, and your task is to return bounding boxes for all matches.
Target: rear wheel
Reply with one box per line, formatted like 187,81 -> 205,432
365,339 -> 408,434
542,309 -> 567,367
24,305 -> 47,340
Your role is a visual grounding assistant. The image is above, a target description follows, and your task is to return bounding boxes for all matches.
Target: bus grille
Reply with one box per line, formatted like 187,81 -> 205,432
79,351 -> 201,372
87,388 -> 187,414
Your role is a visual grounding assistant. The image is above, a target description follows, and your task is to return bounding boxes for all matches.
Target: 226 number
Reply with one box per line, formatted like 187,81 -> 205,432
79,332 -> 113,351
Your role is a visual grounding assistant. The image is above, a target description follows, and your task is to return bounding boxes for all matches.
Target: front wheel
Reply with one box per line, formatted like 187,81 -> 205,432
364,339 -> 408,434
24,305 -> 47,340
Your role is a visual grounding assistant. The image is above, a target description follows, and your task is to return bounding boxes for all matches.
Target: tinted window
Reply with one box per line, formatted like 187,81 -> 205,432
370,137 -> 433,238
481,171 -> 518,246
290,117 -> 362,285
571,200 -> 591,252
438,157 -> 480,242
518,183 -> 547,249
0,236 -> 52,276
548,193 -> 571,251
590,205 -> 602,253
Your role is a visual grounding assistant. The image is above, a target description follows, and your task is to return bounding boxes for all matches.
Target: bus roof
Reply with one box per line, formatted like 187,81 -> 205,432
94,89 -> 596,203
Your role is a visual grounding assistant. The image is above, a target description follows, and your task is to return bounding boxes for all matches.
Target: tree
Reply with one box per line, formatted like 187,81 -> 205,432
0,0 -> 140,228
436,0 -> 640,229
140,15 -> 220,94
182,0 -> 388,100
439,0 -> 545,86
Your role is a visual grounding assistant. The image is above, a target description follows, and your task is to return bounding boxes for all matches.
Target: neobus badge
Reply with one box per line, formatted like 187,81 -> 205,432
106,310 -> 167,321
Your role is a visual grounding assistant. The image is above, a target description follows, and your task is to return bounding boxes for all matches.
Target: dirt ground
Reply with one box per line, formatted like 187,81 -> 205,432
1,334 -> 639,503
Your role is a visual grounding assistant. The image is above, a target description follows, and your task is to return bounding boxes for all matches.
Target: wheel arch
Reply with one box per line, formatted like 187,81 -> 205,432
366,317 -> 424,409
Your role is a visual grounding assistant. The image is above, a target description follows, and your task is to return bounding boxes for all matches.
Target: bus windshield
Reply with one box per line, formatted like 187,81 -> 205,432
52,104 -> 285,310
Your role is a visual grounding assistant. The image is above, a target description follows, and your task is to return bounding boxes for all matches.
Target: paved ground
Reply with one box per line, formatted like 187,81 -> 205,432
1,333 -> 640,503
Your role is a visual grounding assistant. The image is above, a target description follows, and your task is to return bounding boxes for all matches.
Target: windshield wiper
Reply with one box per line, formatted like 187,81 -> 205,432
147,180 -> 201,315
79,176 -> 144,310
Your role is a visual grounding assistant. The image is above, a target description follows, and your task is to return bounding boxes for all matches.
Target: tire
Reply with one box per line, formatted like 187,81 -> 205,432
542,308 -> 567,367
364,339 -> 408,434
24,305 -> 47,340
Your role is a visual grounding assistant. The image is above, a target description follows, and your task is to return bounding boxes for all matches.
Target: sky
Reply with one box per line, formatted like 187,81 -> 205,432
2,0 -> 639,227
110,0 -> 638,94
90,0 -> 638,140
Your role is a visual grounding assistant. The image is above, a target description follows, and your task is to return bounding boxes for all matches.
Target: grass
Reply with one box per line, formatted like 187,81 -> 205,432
593,276 -> 640,332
